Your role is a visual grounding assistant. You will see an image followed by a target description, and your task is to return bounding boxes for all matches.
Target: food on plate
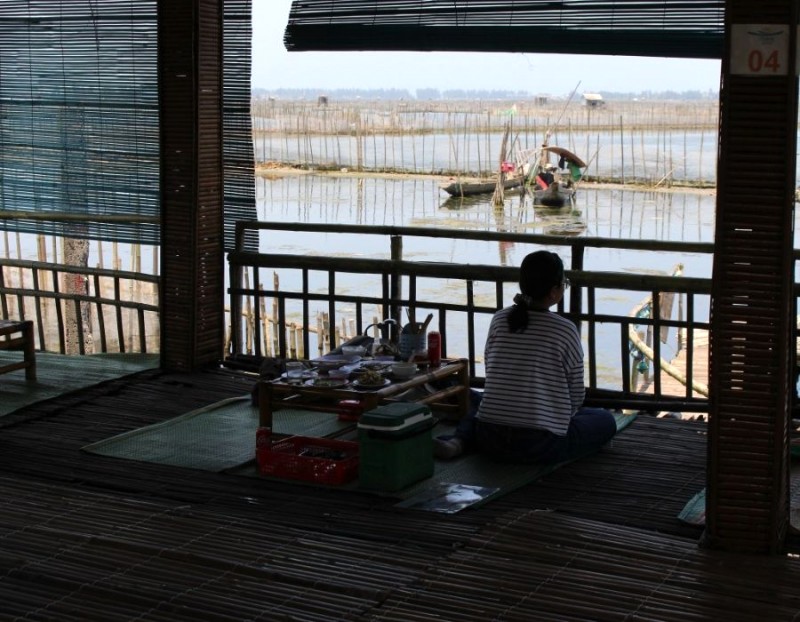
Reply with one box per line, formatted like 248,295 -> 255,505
357,369 -> 385,385
307,378 -> 347,388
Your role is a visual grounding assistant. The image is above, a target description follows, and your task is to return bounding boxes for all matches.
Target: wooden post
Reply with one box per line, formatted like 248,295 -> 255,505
706,0 -> 798,554
158,0 -> 225,370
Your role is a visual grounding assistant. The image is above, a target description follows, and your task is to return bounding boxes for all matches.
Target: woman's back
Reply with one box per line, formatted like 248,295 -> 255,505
477,307 -> 585,435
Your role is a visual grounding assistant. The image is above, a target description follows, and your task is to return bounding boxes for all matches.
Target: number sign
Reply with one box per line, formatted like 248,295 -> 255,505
730,24 -> 789,76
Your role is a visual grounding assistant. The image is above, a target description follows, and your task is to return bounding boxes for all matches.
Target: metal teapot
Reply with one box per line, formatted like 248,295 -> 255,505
364,318 -> 399,357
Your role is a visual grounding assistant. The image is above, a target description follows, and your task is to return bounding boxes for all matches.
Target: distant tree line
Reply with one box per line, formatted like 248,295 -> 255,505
253,87 -> 718,101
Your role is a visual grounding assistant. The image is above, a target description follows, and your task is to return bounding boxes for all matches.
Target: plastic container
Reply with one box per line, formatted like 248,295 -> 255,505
358,402 -> 435,491
257,436 -> 359,485
399,326 -> 426,360
337,399 -> 363,421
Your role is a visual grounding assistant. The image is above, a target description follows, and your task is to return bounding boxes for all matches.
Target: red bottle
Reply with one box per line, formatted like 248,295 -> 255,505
427,330 -> 441,367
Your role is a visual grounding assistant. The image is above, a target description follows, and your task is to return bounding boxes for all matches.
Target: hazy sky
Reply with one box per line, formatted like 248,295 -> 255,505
252,0 -> 722,96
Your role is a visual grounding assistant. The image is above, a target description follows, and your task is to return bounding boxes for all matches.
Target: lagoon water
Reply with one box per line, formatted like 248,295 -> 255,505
256,172 -> 717,276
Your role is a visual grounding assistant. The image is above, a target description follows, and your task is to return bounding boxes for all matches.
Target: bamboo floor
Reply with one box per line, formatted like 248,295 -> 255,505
2,365 -> 800,620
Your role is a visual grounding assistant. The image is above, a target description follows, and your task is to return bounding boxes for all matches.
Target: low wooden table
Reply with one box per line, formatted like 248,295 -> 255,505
0,320 -> 37,381
258,358 -> 469,431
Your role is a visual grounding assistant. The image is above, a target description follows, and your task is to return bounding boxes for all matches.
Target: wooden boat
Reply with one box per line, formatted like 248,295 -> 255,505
523,145 -> 587,208
439,175 -> 523,197
534,181 -> 576,207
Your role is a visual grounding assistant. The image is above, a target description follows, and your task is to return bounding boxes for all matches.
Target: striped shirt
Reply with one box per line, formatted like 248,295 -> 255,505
476,306 -> 585,435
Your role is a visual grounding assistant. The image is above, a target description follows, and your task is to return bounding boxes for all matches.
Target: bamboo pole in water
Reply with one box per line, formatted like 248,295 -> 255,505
484,109 -> 491,178
491,123 -> 511,207
420,113 -> 427,174
295,114 -> 301,166
399,108 -> 406,170
462,112 -> 470,176
640,130 -> 648,183
618,116 -> 625,185
699,129 -> 705,182
370,125 -> 377,172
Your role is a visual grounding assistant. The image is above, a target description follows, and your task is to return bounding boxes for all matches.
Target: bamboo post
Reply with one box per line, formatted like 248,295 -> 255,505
272,271 -> 280,356
259,283 -> 268,356
296,324 -> 304,359
243,268 -> 252,353
262,315 -> 271,357
316,311 -> 326,356
245,310 -> 254,355
289,322 -> 297,358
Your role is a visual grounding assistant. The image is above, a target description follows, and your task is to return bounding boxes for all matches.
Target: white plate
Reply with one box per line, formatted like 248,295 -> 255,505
281,370 -> 317,381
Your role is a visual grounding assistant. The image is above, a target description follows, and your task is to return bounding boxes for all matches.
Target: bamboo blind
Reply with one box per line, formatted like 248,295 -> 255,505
0,0 -> 255,251
285,0 -> 725,59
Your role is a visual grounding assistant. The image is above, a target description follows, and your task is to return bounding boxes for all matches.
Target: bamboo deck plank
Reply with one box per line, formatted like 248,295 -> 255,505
1,366 -> 800,620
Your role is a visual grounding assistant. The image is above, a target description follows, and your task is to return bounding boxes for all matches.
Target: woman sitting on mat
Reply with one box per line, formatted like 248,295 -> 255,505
434,250 -> 617,463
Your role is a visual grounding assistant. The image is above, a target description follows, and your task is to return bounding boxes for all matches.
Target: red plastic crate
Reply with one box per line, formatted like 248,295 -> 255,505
256,436 -> 359,485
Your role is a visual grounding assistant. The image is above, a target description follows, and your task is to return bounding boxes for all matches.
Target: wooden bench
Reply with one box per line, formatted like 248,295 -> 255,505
0,320 -> 37,381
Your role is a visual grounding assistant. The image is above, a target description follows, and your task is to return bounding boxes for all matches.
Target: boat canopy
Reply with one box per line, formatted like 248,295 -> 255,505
542,146 -> 586,169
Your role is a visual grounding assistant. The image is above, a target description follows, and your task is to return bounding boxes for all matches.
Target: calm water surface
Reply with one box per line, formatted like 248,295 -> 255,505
257,173 -> 716,274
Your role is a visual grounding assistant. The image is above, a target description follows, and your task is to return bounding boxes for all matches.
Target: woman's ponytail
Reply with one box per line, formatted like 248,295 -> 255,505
506,251 -> 564,333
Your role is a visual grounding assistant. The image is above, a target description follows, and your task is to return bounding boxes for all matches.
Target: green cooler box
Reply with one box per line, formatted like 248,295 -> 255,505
358,402 -> 435,491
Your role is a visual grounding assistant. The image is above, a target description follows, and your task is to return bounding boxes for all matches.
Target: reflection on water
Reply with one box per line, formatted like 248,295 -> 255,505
257,173 -> 716,275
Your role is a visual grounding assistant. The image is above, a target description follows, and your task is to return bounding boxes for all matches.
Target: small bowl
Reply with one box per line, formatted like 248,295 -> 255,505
391,362 -> 417,379
342,345 -> 366,359
328,368 -> 350,381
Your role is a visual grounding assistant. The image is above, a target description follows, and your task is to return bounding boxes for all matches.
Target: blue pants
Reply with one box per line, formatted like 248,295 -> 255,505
453,389 -> 617,464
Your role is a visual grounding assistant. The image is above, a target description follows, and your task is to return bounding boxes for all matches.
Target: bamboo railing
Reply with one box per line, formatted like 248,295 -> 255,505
228,221 -> 716,413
